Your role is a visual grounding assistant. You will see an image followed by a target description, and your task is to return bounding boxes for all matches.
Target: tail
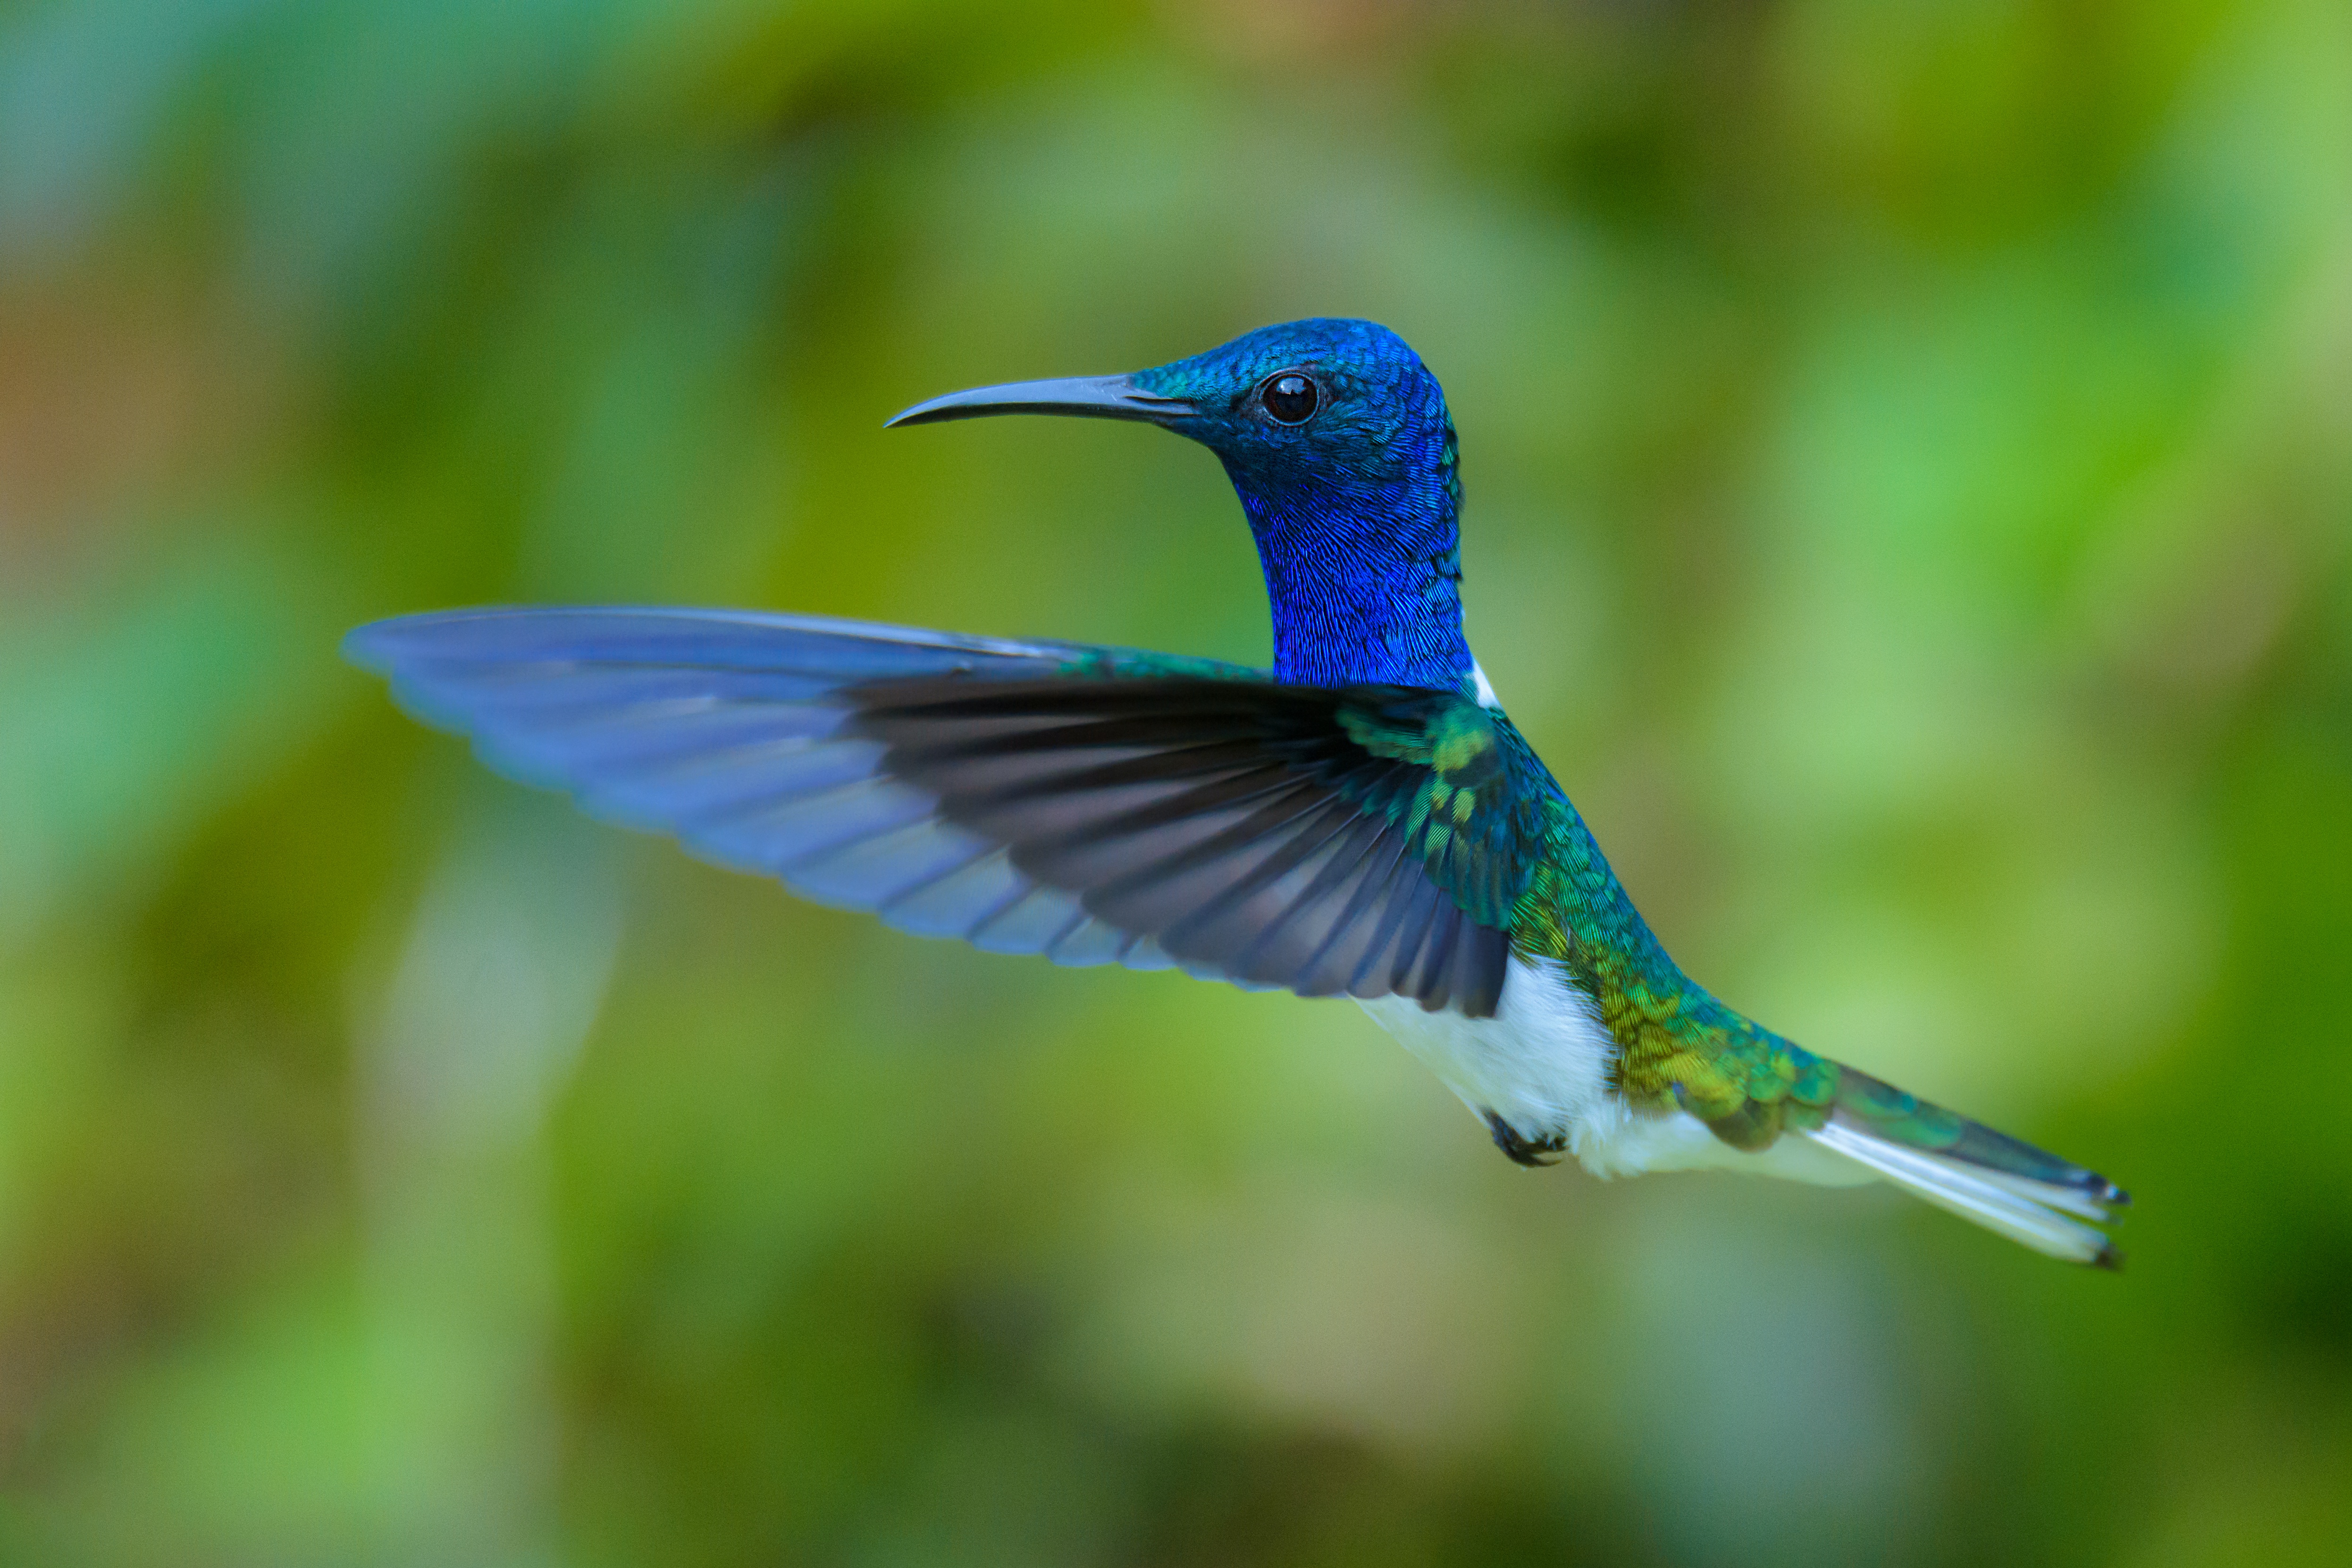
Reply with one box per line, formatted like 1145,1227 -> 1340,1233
1803,1067 -> 2129,1268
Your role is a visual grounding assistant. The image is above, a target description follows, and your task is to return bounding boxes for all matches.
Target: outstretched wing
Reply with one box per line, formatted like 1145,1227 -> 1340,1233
345,607 -> 1545,1016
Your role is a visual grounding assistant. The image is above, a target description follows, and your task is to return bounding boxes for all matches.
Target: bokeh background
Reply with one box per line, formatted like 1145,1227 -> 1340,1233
3,1 -> 2349,1563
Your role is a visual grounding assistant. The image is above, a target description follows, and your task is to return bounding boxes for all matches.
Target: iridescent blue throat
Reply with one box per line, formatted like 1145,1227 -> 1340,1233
1224,462 -> 1474,692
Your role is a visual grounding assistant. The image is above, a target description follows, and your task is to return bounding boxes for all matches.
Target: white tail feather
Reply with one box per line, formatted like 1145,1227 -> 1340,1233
1806,1121 -> 2120,1266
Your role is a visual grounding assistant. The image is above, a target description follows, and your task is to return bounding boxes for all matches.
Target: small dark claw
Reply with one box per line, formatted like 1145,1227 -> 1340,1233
1484,1111 -> 1567,1168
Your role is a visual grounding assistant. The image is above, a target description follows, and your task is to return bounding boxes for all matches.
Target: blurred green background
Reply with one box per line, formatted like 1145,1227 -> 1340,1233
2,1 -> 2349,1564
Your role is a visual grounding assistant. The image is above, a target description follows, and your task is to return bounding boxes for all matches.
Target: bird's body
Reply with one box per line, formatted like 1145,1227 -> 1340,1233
348,319 -> 2127,1264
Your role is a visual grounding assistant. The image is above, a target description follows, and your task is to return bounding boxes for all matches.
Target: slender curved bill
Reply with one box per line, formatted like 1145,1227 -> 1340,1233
885,374 -> 1195,428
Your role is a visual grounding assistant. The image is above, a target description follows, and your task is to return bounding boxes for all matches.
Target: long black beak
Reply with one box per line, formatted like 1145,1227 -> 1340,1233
885,374 -> 1195,429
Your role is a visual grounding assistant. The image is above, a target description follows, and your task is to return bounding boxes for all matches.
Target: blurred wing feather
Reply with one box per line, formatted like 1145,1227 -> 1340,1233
346,607 -> 1534,1015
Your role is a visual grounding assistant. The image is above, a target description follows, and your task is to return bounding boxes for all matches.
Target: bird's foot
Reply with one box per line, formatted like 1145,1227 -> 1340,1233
1484,1112 -> 1567,1168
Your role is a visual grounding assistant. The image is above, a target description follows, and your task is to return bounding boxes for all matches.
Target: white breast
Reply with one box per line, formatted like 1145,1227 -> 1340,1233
1358,954 -> 1626,1159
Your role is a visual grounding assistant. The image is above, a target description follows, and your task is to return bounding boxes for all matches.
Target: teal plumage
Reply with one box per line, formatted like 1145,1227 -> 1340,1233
347,319 -> 2129,1265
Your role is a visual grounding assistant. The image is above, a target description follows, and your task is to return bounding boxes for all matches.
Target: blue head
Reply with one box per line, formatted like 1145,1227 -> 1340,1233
890,319 -> 1471,692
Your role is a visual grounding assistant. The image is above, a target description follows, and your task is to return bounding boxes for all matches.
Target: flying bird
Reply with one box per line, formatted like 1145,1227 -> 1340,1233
346,319 -> 2127,1265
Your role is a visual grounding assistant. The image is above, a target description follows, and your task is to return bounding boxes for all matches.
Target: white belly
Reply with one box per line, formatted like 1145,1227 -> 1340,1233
1357,955 -> 1872,1187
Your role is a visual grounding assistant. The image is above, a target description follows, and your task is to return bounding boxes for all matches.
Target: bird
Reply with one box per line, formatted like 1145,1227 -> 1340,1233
345,317 -> 2128,1266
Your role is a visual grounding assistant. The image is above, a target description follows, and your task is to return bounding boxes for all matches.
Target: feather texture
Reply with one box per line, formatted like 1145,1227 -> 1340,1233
344,607 -> 1529,1014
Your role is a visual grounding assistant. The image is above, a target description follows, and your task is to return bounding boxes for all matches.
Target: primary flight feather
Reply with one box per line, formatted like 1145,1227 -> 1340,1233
347,318 -> 2127,1266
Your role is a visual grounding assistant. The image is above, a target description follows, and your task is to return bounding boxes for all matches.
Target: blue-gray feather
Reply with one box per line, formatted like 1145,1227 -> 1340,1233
343,607 -> 1508,1008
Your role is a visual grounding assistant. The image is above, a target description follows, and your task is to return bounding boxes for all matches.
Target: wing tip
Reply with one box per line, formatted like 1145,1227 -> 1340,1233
343,607 -> 543,674
340,618 -> 400,674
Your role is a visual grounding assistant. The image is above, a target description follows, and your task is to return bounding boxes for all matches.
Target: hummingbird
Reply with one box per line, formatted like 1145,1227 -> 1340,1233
346,319 -> 2127,1266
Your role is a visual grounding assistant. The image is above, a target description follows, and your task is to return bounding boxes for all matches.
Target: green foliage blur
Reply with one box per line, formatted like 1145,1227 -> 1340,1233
2,1 -> 2348,1563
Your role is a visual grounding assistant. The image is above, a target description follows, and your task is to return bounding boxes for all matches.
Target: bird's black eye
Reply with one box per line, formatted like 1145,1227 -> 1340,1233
1259,372 -> 1319,425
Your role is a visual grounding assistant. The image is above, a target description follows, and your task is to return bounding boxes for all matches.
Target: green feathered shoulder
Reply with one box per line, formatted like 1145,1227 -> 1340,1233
1330,688 -> 1552,932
